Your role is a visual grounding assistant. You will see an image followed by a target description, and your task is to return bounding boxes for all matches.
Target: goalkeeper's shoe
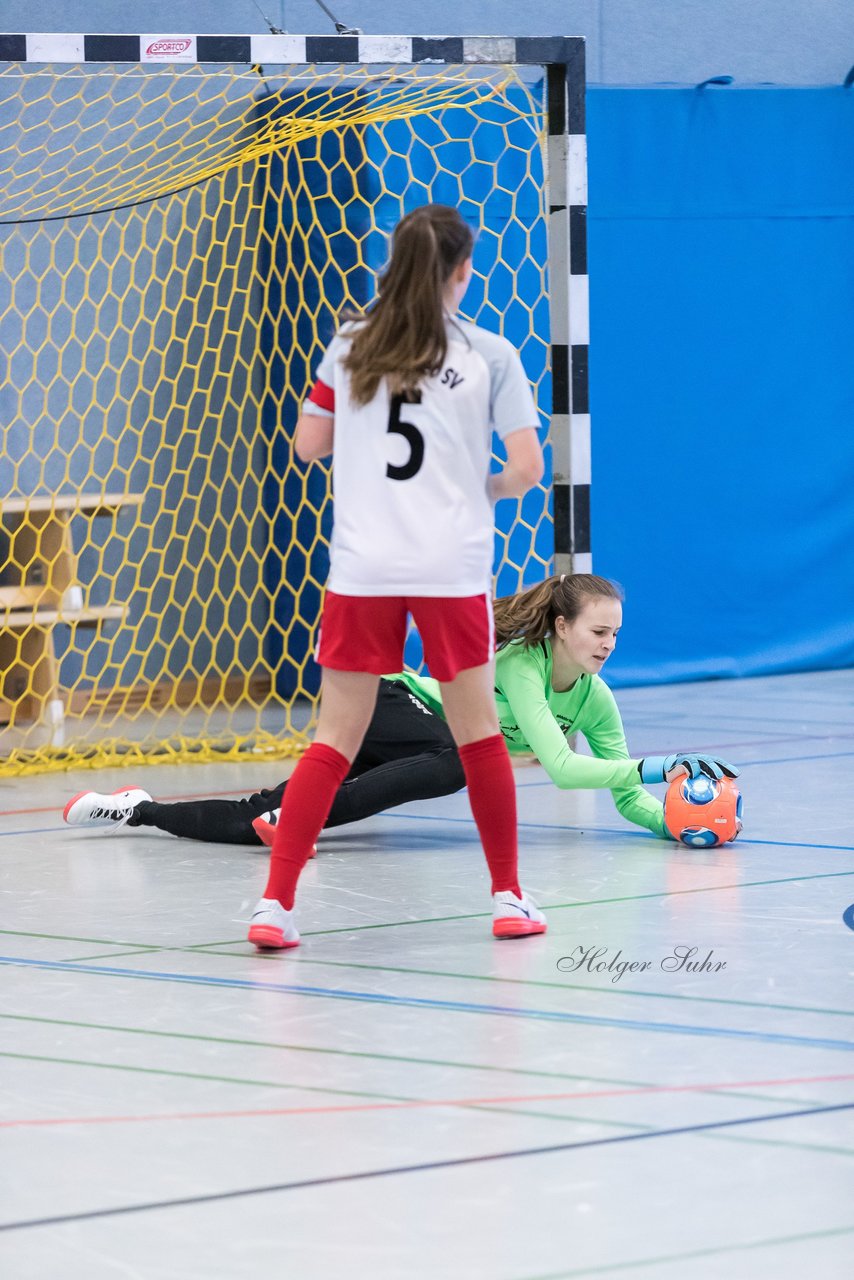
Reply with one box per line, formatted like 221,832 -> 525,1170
251,809 -> 316,858
248,897 -> 300,950
492,889 -> 548,939
63,787 -> 152,831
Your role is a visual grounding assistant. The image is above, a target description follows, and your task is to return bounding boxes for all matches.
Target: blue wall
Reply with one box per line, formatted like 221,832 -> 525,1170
587,86 -> 854,686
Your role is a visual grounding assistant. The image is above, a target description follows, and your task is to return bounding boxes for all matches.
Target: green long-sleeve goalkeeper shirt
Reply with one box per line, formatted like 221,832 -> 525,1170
387,638 -> 667,838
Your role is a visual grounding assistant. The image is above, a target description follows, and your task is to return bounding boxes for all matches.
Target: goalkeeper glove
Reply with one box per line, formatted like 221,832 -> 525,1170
639,753 -> 740,784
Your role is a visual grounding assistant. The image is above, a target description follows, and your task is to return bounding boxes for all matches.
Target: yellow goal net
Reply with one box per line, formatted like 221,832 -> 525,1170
0,53 -> 556,775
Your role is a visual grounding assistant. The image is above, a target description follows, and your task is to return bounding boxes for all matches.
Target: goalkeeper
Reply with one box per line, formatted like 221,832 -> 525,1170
63,574 -> 737,844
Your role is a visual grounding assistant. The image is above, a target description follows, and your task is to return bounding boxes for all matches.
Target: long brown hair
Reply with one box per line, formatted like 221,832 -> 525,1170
494,574 -> 624,648
343,204 -> 475,406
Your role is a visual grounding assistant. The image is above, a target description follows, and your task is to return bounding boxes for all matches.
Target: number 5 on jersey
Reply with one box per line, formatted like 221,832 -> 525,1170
386,391 -> 424,481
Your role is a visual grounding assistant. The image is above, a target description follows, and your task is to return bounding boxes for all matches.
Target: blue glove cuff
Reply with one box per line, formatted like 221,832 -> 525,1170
639,755 -> 671,784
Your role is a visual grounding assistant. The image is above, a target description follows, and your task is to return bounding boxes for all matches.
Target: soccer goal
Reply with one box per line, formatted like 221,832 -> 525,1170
0,32 -> 589,773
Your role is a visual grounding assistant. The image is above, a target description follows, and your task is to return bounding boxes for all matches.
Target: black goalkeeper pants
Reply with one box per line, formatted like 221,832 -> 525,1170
129,679 -> 465,846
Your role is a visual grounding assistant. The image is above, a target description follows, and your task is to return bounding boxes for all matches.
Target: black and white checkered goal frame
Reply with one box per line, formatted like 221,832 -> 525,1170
1,33 -> 591,569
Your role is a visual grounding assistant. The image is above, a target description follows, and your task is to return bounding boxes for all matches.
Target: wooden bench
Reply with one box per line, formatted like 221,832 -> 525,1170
0,493 -> 143,746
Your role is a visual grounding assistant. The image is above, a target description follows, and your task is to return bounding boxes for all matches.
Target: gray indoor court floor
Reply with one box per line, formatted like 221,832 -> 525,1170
1,669 -> 853,1279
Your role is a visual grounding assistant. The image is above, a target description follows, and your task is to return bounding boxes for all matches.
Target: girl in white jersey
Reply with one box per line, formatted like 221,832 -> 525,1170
249,204 -> 546,950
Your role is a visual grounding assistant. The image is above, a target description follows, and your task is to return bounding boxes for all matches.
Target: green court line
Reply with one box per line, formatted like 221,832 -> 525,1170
183,951 -> 854,1021
0,928 -> 144,947
0,1013 -> 834,1111
194,866 -> 854,941
295,865 -> 854,936
514,1223 -> 854,1279
13,927 -> 849,1024
63,949 -> 164,963
4,864 -> 852,955
0,1049 -> 649,1134
0,1011 -> 806,1089
28,942 -> 854,1029
0,1050 -> 454,1111
4,1049 -> 854,1160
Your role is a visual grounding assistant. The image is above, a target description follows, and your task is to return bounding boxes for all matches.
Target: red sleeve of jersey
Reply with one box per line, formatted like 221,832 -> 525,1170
307,378 -> 335,412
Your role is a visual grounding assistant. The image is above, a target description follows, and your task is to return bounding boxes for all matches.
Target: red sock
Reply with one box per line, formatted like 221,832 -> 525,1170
458,735 -> 521,896
263,742 -> 351,909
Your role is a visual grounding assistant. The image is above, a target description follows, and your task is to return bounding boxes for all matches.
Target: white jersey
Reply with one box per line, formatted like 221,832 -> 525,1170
305,316 -> 539,597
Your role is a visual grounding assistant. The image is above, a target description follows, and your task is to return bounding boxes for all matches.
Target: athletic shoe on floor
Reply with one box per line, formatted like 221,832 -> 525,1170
62,787 -> 152,830
251,809 -> 316,858
492,889 -> 547,939
248,897 -> 300,950
251,808 -> 280,846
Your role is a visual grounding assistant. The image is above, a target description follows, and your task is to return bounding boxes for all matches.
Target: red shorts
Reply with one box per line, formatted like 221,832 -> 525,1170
317,592 -> 494,682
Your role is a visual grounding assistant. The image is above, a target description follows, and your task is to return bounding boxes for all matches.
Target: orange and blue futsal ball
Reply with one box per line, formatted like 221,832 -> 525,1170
664,774 -> 743,847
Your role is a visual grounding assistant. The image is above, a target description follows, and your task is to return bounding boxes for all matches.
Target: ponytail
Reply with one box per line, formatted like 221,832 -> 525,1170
494,574 -> 624,648
343,204 -> 474,406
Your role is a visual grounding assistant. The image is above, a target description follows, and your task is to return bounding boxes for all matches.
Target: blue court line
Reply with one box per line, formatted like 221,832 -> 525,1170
1,1099 -> 851,1234
3,954 -> 853,1052
733,838 -> 854,853
1,818 -> 852,858
0,826 -> 66,840
3,814 -> 850,855
371,811 -> 854,853
740,750 -> 854,767
3,800 -> 852,858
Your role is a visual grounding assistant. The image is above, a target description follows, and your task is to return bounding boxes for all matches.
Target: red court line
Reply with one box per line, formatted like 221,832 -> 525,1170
4,1072 -> 853,1130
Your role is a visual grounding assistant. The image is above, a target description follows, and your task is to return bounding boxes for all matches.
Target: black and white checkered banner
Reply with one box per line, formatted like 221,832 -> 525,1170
1,33 -> 580,73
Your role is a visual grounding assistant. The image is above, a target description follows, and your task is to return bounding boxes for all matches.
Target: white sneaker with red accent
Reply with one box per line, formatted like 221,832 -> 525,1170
251,809 -> 316,858
62,787 -> 152,831
248,897 -> 300,950
492,889 -> 547,939
251,808 -> 280,846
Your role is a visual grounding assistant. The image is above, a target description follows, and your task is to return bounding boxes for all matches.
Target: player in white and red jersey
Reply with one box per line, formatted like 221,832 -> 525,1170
248,204 -> 546,950
309,315 -> 538,598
